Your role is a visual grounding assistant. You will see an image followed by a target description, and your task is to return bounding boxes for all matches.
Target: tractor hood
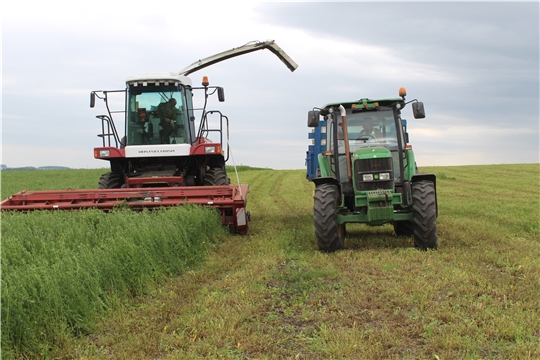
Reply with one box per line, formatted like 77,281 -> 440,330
352,146 -> 392,161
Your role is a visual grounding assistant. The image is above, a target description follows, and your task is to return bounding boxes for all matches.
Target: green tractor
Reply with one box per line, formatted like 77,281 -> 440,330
306,88 -> 437,251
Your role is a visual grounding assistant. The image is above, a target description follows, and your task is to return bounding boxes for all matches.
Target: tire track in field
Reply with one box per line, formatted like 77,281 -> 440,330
73,170 -> 318,358
246,170 -> 313,234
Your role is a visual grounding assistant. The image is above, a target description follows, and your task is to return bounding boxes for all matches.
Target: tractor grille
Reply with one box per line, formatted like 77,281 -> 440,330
356,157 -> 392,172
355,158 -> 394,191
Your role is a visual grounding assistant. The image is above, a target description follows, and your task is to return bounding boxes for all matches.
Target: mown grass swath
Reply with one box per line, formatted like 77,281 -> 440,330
1,169 -> 227,358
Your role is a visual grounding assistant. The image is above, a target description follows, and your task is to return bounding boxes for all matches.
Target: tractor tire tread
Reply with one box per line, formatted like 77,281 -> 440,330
314,183 -> 344,252
394,221 -> 414,237
412,180 -> 438,250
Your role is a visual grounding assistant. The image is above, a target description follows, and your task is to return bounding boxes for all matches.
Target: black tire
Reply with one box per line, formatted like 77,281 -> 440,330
203,167 -> 230,186
393,221 -> 413,237
314,183 -> 344,252
412,180 -> 438,250
98,172 -> 124,189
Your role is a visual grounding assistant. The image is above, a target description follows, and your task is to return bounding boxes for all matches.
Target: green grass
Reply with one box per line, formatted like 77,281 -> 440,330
1,169 -> 228,359
1,168 -> 106,200
226,165 -> 272,173
2,164 -> 539,359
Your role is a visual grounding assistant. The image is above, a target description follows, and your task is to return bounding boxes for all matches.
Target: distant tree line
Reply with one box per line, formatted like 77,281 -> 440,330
1,165 -> 71,171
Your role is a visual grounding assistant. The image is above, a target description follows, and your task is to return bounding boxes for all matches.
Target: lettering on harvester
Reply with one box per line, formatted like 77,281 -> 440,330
138,149 -> 176,154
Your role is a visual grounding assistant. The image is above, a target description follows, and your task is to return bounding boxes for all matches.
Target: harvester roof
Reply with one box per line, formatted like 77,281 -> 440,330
125,72 -> 193,87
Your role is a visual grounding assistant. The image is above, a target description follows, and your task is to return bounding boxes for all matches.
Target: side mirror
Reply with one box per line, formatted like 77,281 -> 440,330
412,102 -> 426,119
217,87 -> 225,102
307,110 -> 320,128
90,92 -> 96,108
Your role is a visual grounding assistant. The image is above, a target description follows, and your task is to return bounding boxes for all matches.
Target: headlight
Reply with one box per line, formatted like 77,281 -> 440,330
205,146 -> 216,153
363,174 -> 373,181
379,172 -> 391,180
99,150 -> 110,157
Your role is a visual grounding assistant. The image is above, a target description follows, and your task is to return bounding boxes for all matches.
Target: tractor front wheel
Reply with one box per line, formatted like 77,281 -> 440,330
203,167 -> 230,186
314,183 -> 344,252
98,172 -> 124,189
412,180 -> 438,250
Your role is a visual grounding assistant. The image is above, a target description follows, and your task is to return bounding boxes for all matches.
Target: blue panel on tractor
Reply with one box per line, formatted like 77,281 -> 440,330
306,120 -> 326,180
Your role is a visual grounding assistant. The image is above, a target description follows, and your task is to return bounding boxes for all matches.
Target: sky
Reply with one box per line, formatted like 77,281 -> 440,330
2,1 -> 539,170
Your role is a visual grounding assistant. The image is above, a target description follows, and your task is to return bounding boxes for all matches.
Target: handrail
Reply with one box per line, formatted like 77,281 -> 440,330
96,115 -> 119,148
197,111 -> 229,162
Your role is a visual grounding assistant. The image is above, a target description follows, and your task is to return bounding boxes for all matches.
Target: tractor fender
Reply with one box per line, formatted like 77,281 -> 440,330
311,177 -> 342,199
411,173 -> 438,217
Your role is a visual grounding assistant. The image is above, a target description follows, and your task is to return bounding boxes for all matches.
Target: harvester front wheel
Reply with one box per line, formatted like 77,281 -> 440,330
314,183 -> 344,252
98,172 -> 124,189
412,180 -> 438,250
203,167 -> 230,186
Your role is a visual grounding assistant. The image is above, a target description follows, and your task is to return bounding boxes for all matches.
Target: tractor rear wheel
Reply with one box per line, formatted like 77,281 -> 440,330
98,172 -> 124,189
393,221 -> 413,236
203,167 -> 230,186
314,183 -> 344,252
412,180 -> 438,250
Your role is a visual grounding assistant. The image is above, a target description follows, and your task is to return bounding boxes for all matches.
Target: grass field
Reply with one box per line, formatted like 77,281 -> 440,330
1,169 -> 227,358
1,164 -> 539,359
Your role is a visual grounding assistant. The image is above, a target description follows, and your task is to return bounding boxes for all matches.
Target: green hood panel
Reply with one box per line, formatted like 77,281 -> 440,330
352,147 -> 392,160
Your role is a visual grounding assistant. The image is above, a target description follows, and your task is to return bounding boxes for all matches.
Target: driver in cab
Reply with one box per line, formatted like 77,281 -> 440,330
157,98 -> 177,144
358,117 -> 382,139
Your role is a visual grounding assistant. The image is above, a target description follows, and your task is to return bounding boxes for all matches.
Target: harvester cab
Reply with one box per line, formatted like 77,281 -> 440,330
91,40 -> 298,190
2,41 -> 298,235
307,88 -> 438,251
91,72 -> 229,189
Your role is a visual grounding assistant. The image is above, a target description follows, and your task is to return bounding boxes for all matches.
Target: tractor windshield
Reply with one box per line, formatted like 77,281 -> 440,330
126,84 -> 192,146
346,109 -> 399,152
329,108 -> 400,153
330,108 -> 405,182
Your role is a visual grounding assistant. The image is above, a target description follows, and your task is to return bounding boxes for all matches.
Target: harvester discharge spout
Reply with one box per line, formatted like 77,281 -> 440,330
179,40 -> 298,76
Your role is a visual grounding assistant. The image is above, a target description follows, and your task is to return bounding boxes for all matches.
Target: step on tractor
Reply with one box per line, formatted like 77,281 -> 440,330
1,41 -> 298,234
306,88 -> 438,251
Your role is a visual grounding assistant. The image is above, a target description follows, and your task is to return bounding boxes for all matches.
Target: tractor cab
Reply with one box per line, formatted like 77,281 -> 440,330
308,91 -> 426,193
330,103 -> 404,184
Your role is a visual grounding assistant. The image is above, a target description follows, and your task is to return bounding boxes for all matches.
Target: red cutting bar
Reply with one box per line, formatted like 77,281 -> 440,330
125,176 -> 186,188
1,184 -> 250,233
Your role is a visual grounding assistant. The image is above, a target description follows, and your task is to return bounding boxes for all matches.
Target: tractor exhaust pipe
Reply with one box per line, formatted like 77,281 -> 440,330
338,105 -> 352,183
